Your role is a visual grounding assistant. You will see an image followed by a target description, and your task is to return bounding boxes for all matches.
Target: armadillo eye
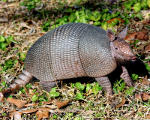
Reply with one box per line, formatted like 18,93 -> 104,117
115,47 -> 118,50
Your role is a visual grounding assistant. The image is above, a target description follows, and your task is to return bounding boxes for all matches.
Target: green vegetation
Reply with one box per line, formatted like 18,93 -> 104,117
0,35 -> 16,51
20,0 -> 41,11
0,0 -> 150,119
49,87 -> 60,98
145,63 -> 150,72
131,73 -> 139,81
40,0 -> 150,32
113,79 -> 125,94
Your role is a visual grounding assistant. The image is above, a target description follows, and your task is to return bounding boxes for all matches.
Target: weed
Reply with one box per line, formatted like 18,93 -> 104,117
20,0 -> 41,11
49,87 -> 60,98
113,79 -> 125,94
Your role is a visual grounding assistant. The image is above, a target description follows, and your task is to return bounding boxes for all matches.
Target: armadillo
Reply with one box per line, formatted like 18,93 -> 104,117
2,23 -> 137,96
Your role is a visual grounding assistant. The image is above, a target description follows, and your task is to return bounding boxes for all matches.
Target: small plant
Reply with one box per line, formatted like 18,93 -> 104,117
31,94 -> 39,102
145,63 -> 150,72
113,79 -> 125,94
42,20 -> 51,32
1,59 -> 18,71
75,92 -> 85,100
74,82 -> 85,100
38,93 -> 48,102
133,2 -> 141,12
49,87 -> 60,98
0,81 -> 8,92
20,0 -> 41,11
131,73 -> 139,81
75,82 -> 85,91
26,83 -> 32,89
125,87 -> 134,96
18,52 -> 26,61
0,35 -> 16,51
1,112 -> 7,117
130,40 -> 139,48
92,82 -> 102,95
85,83 -> 92,93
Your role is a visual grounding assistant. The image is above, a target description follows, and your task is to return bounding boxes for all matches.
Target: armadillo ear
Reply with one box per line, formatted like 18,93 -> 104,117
107,29 -> 115,41
118,27 -> 128,39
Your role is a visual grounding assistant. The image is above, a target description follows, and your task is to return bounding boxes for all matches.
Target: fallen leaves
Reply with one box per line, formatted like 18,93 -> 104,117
5,97 -> 70,120
116,97 -> 126,108
135,92 -> 150,101
21,109 -> 38,114
142,93 -> 150,101
6,97 -> 27,108
125,30 -> 149,41
107,18 -> 124,24
125,32 -> 137,41
36,108 -> 49,120
136,31 -> 149,40
55,100 -> 70,109
144,43 -> 150,53
141,77 -> 150,85
146,113 -> 150,119
10,108 -> 49,120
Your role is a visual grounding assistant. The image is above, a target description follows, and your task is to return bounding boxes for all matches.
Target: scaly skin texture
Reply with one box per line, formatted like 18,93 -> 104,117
96,77 -> 113,95
97,27 -> 137,95
2,70 -> 32,94
120,66 -> 133,87
1,23 -> 137,96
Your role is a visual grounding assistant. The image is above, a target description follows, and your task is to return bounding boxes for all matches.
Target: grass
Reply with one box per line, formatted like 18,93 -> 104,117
0,0 -> 150,119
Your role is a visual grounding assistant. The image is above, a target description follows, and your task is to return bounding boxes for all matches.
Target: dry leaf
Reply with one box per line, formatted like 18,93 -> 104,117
125,33 -> 137,41
24,103 -> 37,107
107,18 -> 124,24
21,109 -> 38,114
42,101 -> 53,105
38,107 -> 51,111
135,93 -> 142,100
135,93 -> 150,101
7,97 -> 27,108
55,100 -> 70,109
142,20 -> 150,24
142,76 -> 150,85
0,92 -> 4,102
136,31 -> 149,40
145,113 -> 150,119
116,97 -> 126,108
142,93 -> 150,101
36,108 -> 49,120
145,44 -> 150,53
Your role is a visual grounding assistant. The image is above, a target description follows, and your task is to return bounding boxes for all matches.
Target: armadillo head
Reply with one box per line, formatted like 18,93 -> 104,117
107,27 -> 137,63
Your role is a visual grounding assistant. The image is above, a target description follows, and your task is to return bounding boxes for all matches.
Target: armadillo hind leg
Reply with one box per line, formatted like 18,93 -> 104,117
120,66 -> 133,87
2,70 -> 32,94
40,80 -> 60,92
95,76 -> 113,95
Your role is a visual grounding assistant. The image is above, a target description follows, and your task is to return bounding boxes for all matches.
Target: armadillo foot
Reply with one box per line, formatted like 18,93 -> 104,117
120,66 -> 133,87
40,81 -> 60,92
95,76 -> 113,96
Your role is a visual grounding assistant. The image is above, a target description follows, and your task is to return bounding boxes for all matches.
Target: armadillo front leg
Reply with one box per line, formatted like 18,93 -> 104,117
95,76 -> 113,95
120,66 -> 133,86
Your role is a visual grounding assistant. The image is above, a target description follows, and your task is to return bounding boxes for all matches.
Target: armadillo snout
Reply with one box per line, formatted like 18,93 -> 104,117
130,56 -> 137,61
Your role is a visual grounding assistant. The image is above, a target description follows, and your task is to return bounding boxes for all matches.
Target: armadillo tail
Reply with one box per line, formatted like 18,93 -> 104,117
2,70 -> 33,94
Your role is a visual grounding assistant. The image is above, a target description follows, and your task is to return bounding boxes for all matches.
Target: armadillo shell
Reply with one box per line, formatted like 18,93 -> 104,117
25,23 -> 116,83
79,24 -> 117,77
